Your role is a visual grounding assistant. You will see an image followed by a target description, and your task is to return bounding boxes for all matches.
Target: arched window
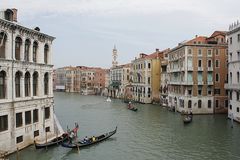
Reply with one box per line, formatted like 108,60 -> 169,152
33,41 -> 38,62
215,73 -> 219,82
15,37 -> 22,60
198,100 -> 202,108
208,100 -> 212,108
0,32 -> 7,58
188,100 -> 192,108
44,44 -> 49,64
15,71 -> 21,97
237,72 -> 240,83
0,71 -> 6,99
44,73 -> 49,95
33,72 -> 38,96
25,72 -> 30,97
230,72 -> 232,84
24,39 -> 30,61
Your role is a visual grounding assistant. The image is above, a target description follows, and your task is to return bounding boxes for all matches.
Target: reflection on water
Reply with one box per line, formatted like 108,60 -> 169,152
8,92 -> 240,160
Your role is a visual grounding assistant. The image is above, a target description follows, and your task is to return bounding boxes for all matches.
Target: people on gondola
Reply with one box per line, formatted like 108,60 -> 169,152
189,110 -> 193,117
92,136 -> 96,142
69,131 -> 75,144
128,102 -> 132,109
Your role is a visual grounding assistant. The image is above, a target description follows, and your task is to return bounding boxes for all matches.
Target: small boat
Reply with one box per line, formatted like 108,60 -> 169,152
183,115 -> 192,124
61,126 -> 117,149
34,133 -> 68,149
106,97 -> 111,102
128,107 -> 138,112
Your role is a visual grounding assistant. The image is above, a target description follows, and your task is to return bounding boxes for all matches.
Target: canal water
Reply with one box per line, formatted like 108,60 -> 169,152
9,92 -> 240,160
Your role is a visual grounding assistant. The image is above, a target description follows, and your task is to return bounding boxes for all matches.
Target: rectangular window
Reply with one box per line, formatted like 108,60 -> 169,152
215,60 -> 219,68
208,87 -> 212,95
0,115 -> 8,132
214,89 -> 220,95
198,89 -> 202,96
230,91 -> 232,100
45,107 -> 50,119
208,100 -> 212,108
34,130 -> 39,137
229,37 -> 232,44
198,49 -> 202,56
237,92 -> 240,101
33,109 -> 38,123
25,111 -> 31,125
215,100 -> 219,108
225,100 -> 228,108
16,135 -> 23,144
16,112 -> 23,128
148,63 -> 151,69
207,73 -> 212,82
208,50 -> 212,56
238,34 -> 240,42
188,89 -> 192,95
237,107 -> 240,113
208,60 -> 212,68
215,49 -> 219,55
45,126 -> 50,132
148,77 -> 150,84
198,59 -> 202,67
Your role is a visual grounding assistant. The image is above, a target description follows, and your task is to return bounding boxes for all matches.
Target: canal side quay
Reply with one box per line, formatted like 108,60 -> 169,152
0,7 -> 240,159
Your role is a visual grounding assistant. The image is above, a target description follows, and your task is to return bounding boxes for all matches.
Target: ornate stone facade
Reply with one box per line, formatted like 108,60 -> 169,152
0,9 -> 56,154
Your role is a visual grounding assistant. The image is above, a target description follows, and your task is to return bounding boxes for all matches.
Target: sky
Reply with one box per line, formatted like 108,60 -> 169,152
1,0 -> 239,68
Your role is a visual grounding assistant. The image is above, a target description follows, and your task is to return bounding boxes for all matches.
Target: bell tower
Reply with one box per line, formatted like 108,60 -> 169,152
112,45 -> 118,67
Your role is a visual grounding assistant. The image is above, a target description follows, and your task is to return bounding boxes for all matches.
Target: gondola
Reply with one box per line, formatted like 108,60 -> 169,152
128,108 -> 138,112
61,126 -> 117,149
34,133 -> 68,149
183,115 -> 192,124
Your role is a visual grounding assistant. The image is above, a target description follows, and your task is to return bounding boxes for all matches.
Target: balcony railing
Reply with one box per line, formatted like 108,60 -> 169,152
224,83 -> 240,90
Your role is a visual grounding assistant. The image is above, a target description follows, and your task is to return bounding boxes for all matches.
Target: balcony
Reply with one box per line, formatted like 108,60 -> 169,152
207,81 -> 213,85
207,67 -> 213,71
198,81 -> 203,85
182,81 -> 193,85
198,67 -> 203,71
187,67 -> 193,71
169,81 -> 181,85
224,83 -> 240,90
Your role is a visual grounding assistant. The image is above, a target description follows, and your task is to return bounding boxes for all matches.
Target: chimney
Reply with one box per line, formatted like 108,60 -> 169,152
195,35 -> 198,38
156,48 -> 159,52
11,8 -> 18,22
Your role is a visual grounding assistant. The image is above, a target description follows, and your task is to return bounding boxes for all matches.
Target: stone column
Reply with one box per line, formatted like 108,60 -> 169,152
12,73 -> 15,100
5,34 -> 12,60
49,73 -> 53,96
48,44 -> 52,65
38,43 -> 44,64
20,77 -> 24,98
38,73 -> 43,96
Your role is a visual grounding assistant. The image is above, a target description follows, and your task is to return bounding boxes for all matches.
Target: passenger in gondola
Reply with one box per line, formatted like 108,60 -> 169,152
83,136 -> 88,143
128,102 -> 132,109
69,131 -> 75,144
189,110 -> 193,118
92,136 -> 96,142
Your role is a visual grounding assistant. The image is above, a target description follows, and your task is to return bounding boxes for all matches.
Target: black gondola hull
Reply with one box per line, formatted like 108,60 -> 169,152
61,127 -> 117,149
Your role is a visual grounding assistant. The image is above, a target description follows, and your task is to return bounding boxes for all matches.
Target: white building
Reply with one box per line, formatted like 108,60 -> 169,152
0,9 -> 58,154
226,21 -> 240,122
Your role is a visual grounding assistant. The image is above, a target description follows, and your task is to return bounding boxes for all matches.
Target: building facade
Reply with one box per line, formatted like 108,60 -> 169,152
226,22 -> 240,122
131,49 -> 161,104
0,9 -> 57,154
168,31 -> 228,114
160,50 -> 169,107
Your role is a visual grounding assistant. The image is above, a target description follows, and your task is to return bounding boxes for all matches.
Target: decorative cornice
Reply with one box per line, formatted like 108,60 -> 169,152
0,18 -> 55,41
